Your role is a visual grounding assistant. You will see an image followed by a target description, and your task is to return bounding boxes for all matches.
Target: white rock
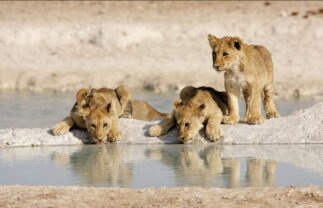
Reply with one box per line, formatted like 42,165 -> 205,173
0,103 -> 322,147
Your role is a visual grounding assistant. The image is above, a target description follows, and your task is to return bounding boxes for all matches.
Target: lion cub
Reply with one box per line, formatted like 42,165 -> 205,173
51,85 -> 168,143
148,86 -> 228,143
51,85 -> 129,143
208,34 -> 280,124
51,86 -> 129,135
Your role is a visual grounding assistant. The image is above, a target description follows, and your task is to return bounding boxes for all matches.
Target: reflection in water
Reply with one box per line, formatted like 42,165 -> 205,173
146,145 -> 240,187
2,144 -> 322,188
53,145 -> 133,187
52,145 -> 277,188
147,145 -> 275,188
246,159 -> 276,187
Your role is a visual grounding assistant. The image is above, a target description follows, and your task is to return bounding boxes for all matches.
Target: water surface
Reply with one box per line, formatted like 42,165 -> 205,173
0,144 -> 322,188
0,91 -> 322,188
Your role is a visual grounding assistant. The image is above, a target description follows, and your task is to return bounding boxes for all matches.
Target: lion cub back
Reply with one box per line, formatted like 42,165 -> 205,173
180,86 -> 228,116
86,88 -> 125,117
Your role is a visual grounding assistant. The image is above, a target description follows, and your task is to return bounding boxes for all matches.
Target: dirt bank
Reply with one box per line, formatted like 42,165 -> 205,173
0,2 -> 323,98
0,185 -> 322,208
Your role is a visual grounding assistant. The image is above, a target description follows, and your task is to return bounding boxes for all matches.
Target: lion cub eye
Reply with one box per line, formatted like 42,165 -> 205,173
184,122 -> 190,128
103,123 -> 108,128
223,52 -> 228,57
90,124 -> 96,129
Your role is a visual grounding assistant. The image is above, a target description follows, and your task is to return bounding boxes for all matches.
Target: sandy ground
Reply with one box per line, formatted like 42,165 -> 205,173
0,1 -> 323,98
0,185 -> 322,208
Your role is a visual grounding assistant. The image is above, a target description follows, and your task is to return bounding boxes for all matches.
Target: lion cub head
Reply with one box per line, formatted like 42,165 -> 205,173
174,100 -> 206,144
208,34 -> 243,72
85,101 -> 118,144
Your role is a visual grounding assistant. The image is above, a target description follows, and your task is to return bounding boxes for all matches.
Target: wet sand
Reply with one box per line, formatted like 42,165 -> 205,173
0,2 -> 323,98
0,185 -> 322,208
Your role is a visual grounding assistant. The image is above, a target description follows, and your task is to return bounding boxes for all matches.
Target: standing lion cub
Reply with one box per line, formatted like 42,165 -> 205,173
208,34 -> 280,124
148,86 -> 228,143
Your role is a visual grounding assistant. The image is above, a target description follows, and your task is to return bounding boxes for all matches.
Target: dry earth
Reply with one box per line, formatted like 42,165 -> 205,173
0,185 -> 322,208
0,1 -> 323,98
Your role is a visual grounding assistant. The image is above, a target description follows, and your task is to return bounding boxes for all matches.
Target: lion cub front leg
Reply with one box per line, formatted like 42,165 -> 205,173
242,85 -> 264,124
263,83 -> 280,119
206,111 -> 223,142
51,114 -> 74,136
107,119 -> 122,142
148,113 -> 176,137
222,80 -> 240,124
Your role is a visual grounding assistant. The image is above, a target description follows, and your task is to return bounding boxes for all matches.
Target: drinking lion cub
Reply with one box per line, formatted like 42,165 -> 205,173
148,86 -> 228,143
51,85 -> 168,143
208,34 -> 280,124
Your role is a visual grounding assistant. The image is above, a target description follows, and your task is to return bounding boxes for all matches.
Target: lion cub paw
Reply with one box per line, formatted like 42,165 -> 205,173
266,111 -> 280,119
206,127 -> 223,142
242,114 -> 264,125
51,122 -> 70,136
107,130 -> 122,143
222,116 -> 239,125
148,125 -> 162,137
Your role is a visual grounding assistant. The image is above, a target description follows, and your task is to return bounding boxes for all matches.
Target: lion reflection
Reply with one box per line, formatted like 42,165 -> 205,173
52,145 -> 133,187
146,145 -> 240,187
146,145 -> 276,188
52,145 -> 276,188
246,159 -> 276,187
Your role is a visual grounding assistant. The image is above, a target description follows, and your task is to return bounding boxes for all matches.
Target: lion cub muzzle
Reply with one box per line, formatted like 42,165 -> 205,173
86,102 -> 117,144
177,136 -> 194,144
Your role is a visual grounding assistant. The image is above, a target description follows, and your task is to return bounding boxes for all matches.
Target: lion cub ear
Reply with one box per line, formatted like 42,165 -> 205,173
230,37 -> 242,50
173,99 -> 183,109
208,34 -> 218,48
198,103 -> 207,116
180,86 -> 196,102
90,88 -> 98,94
76,88 -> 90,105
106,101 -> 117,116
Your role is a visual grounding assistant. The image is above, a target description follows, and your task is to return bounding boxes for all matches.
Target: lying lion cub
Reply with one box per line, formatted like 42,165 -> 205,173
208,34 -> 280,124
51,85 -> 168,143
51,85 -> 129,136
148,86 -> 228,143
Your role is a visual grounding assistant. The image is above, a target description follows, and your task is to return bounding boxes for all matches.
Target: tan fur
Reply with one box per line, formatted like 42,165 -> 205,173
131,100 -> 169,121
51,85 -> 168,143
208,34 -> 280,124
51,86 -> 128,141
51,88 -> 91,136
148,86 -> 228,143
85,101 -> 122,143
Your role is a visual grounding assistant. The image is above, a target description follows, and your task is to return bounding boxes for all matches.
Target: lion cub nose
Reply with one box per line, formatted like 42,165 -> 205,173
213,64 -> 220,70
178,136 -> 184,142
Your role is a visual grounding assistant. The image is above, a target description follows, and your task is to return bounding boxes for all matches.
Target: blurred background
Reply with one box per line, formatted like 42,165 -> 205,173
0,1 -> 323,97
0,1 -> 322,127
